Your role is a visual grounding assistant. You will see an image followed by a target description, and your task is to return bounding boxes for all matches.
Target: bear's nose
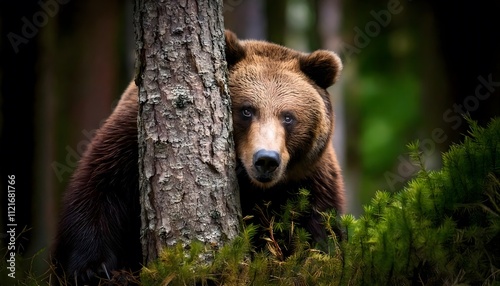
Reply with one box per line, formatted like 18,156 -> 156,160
253,149 -> 281,174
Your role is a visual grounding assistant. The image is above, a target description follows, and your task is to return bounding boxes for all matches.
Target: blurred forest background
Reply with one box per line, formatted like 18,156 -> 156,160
1,0 -> 499,275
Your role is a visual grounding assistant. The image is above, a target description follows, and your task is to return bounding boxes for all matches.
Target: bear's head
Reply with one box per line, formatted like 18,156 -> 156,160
225,30 -> 343,188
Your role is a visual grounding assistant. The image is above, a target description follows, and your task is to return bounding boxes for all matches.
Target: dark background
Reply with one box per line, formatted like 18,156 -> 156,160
1,0 -> 499,277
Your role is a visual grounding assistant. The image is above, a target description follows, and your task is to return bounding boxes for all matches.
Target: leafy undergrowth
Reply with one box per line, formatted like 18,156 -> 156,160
142,118 -> 500,286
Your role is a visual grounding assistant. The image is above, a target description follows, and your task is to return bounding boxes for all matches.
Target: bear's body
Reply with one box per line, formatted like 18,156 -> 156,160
52,30 -> 344,284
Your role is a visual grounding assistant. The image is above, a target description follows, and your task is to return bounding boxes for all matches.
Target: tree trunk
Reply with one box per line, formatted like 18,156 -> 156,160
134,0 -> 241,265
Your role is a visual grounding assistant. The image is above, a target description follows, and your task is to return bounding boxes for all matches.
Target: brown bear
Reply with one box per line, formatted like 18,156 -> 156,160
52,30 -> 344,285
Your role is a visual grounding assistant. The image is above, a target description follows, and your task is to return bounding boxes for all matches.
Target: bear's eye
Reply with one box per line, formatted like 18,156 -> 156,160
283,114 -> 294,125
241,108 -> 253,118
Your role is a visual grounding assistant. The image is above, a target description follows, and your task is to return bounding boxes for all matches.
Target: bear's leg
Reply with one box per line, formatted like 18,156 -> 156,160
52,84 -> 142,285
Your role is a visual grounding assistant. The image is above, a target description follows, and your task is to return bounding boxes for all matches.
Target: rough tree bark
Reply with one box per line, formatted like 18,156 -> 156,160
134,0 -> 241,265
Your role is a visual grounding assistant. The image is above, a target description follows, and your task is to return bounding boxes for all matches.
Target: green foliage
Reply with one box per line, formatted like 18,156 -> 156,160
334,117 -> 500,285
142,118 -> 500,285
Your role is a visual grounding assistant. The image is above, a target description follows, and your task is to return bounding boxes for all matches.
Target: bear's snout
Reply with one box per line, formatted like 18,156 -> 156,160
253,149 -> 281,182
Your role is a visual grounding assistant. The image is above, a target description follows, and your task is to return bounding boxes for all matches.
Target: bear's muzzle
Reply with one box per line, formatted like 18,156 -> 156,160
253,149 -> 281,182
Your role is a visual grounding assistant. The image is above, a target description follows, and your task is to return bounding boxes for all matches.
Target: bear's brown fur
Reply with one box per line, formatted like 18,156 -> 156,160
52,30 -> 344,285
225,30 -> 344,244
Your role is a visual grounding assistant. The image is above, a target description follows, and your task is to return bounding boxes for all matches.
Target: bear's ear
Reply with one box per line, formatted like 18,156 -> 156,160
299,50 -> 343,89
225,30 -> 246,68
